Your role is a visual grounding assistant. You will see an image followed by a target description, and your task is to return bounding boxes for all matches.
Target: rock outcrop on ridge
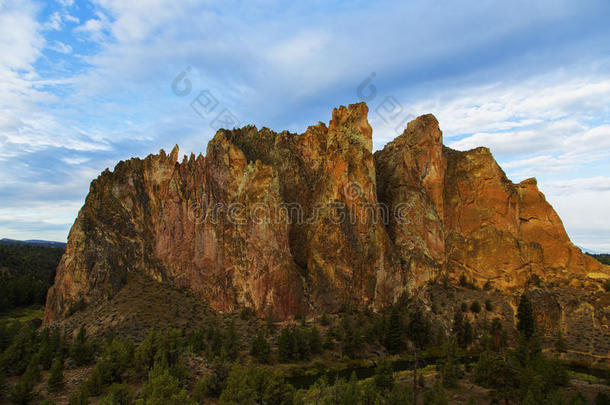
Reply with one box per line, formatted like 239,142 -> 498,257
45,103 -> 609,326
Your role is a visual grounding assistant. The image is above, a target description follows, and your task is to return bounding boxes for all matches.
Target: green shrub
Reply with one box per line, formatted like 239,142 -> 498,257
98,383 -> 133,405
84,366 -> 104,396
47,359 -> 64,393
22,355 -> 41,385
470,301 -> 481,313
8,379 -> 36,405
374,358 -> 394,392
386,383 -> 414,405
70,326 -> 94,366
517,294 -> 535,340
423,378 -> 448,405
407,308 -> 432,349
219,365 -> 293,405
309,326 -> 322,354
138,363 -> 189,405
384,308 -> 402,353
278,325 -> 314,362
68,385 -> 90,405
193,360 -> 229,399
569,391 -> 587,405
250,332 -> 271,363
595,392 -> 610,405
239,307 -> 255,320
37,330 -> 54,370
2,323 -> 38,375
221,321 -> 239,361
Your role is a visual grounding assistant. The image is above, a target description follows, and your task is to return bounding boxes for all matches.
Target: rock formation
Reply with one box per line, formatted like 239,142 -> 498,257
44,102 -> 609,325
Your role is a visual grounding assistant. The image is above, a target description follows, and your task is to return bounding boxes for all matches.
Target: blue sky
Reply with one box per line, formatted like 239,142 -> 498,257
1,0 -> 610,251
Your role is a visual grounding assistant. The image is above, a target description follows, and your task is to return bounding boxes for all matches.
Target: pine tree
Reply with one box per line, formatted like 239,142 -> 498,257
278,327 -> 293,362
194,360 -> 229,399
250,332 -> 271,364
37,340 -> 54,371
451,311 -> 473,349
423,378 -> 448,405
342,320 -> 362,359
438,340 -> 459,389
517,293 -> 535,340
70,326 -> 93,366
309,326 -> 322,354
38,329 -> 54,370
8,379 -> 36,405
295,327 -> 311,360
98,383 -> 133,405
68,385 -> 90,405
522,389 -> 537,405
323,330 -> 334,350
342,372 -> 361,404
140,363 -> 189,405
407,308 -> 431,349
384,308 -> 402,353
462,319 -> 473,347
374,358 -> 395,391
47,359 -> 64,393
0,369 -> 6,399
222,321 -> 239,361
490,318 -> 504,352
209,328 -> 222,359
22,355 -> 42,385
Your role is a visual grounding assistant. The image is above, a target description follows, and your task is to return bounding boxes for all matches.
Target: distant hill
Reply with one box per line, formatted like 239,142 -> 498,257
0,241 -> 65,313
587,253 -> 610,266
0,238 -> 67,248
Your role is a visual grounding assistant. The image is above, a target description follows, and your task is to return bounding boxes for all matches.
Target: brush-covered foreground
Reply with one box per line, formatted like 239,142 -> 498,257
1,292 -> 608,405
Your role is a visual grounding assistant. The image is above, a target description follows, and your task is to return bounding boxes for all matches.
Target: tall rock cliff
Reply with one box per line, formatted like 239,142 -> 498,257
44,103 -> 609,324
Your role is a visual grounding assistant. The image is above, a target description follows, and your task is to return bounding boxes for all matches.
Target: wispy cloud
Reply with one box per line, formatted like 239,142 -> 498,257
0,0 -> 609,250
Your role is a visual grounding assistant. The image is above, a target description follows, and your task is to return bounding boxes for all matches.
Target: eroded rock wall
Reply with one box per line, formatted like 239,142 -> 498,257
45,103 -> 609,326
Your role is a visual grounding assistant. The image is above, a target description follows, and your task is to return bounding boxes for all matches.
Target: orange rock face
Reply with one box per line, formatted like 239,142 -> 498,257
44,103 -> 609,323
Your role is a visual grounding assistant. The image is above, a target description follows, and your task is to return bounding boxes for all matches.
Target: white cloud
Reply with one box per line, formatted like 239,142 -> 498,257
542,177 -> 610,251
0,0 -> 44,71
43,11 -> 62,30
74,11 -> 111,40
367,68 -> 610,250
61,156 -> 90,165
63,13 -> 79,24
0,0 -> 608,249
47,40 -> 72,54
428,75 -> 610,141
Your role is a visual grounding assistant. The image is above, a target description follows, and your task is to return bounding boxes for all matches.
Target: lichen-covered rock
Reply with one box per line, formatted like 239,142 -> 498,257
45,103 -> 609,328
